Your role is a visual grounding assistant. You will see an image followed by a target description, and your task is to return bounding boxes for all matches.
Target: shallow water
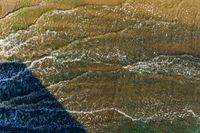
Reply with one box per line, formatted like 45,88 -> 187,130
0,0 -> 200,132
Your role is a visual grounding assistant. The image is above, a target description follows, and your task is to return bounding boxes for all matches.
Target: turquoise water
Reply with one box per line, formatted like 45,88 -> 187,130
109,120 -> 200,133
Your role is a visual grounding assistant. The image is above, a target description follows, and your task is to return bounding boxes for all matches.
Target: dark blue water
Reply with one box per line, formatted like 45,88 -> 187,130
0,62 -> 86,133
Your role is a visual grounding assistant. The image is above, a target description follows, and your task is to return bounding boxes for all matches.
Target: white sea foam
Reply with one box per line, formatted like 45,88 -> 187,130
124,55 -> 200,79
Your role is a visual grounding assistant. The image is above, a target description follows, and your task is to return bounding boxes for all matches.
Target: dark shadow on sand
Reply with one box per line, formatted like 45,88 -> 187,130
0,62 -> 86,133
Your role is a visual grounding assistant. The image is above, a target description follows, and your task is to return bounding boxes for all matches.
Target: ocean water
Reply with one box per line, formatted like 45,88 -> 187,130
0,1 -> 200,132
